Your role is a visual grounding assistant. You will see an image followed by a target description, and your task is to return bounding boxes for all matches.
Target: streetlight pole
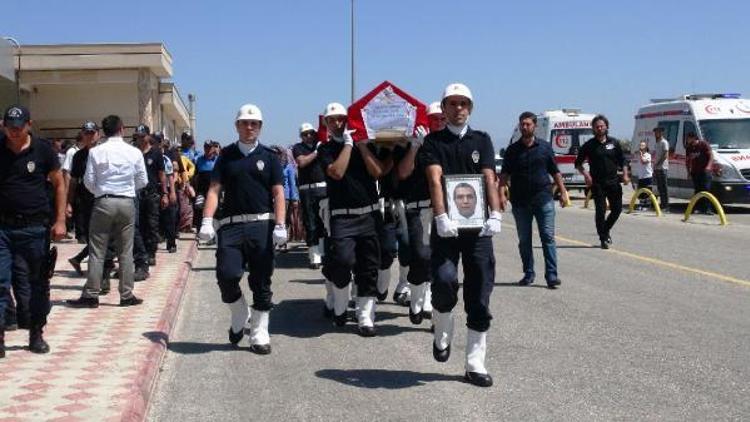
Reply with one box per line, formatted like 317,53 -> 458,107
3,37 -> 21,104
350,0 -> 355,104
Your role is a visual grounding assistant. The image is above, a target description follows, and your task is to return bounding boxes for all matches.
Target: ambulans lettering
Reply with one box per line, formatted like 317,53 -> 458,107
553,121 -> 590,129
730,154 -> 750,162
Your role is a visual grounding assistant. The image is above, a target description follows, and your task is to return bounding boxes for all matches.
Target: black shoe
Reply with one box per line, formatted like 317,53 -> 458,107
357,325 -> 376,337
409,309 -> 424,325
66,296 -> 99,308
322,305 -> 333,319
606,235 -> 613,245
228,328 -> 243,345
309,263 -> 321,270
119,296 -> 143,307
392,291 -> 410,306
29,327 -> 50,354
68,257 -> 83,276
250,344 -> 271,354
518,276 -> 535,286
168,246 -> 177,253
464,371 -> 493,387
433,341 -> 451,362
376,290 -> 388,302
148,256 -> 157,266
134,268 -> 150,282
100,278 -> 111,296
333,312 -> 348,327
347,300 -> 356,310
547,279 -> 562,289
600,241 -> 610,250
421,310 -> 432,320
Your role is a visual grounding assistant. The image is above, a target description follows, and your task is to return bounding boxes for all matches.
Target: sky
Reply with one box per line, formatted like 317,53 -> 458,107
4,0 -> 750,150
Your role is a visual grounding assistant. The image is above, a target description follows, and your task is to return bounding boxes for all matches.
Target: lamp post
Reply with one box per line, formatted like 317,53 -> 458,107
2,37 -> 20,104
350,0 -> 355,104
187,93 -> 196,139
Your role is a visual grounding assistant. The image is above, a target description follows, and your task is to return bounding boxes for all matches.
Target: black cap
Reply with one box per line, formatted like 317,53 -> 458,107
181,131 -> 193,141
3,105 -> 30,128
134,124 -> 150,136
82,121 -> 98,132
152,131 -> 164,142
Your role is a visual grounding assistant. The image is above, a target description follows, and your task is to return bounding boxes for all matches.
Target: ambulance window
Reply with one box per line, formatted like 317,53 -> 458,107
682,121 -> 697,149
657,121 -> 679,152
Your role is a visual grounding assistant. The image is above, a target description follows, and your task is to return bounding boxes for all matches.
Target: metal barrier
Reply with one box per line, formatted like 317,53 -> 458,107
683,191 -> 728,225
626,188 -> 662,217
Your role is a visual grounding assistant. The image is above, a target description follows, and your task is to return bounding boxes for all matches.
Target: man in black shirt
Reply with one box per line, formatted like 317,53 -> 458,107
499,111 -> 568,288
419,84 -> 502,387
575,114 -> 629,249
317,102 -> 389,337
292,123 -> 327,271
0,105 -> 66,358
135,127 -> 169,277
198,103 -> 286,354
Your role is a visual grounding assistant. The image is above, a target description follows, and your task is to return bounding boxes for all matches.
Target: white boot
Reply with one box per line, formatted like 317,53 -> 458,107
432,311 -> 454,362
324,280 -> 334,311
227,296 -> 249,345
377,268 -> 391,298
393,265 -> 411,306
332,284 -> 350,326
423,282 -> 433,314
408,283 -> 426,324
356,296 -> 376,336
316,239 -> 325,259
465,329 -> 492,387
308,244 -> 322,266
249,308 -> 271,354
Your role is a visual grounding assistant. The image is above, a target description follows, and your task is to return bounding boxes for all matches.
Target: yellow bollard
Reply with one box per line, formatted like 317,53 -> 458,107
626,188 -> 662,217
682,191 -> 728,225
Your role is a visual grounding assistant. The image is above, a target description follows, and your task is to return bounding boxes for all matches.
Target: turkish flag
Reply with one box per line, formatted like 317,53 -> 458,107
316,114 -> 328,143
347,80 -> 428,143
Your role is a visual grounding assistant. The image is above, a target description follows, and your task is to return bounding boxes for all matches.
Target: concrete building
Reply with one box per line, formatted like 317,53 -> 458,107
3,42 -> 191,141
0,38 -> 18,112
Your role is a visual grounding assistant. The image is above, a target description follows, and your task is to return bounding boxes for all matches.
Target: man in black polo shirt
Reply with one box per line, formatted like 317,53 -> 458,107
499,111 -> 568,289
317,102 -> 389,337
135,126 -> 169,277
198,103 -> 286,355
420,83 -> 502,387
0,105 -> 67,358
292,122 -> 327,270
575,114 -> 629,249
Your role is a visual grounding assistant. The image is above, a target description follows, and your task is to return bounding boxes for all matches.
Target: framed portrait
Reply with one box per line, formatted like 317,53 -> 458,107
443,174 -> 487,229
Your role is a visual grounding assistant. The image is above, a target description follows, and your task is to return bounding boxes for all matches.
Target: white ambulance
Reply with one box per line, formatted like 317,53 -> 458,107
631,93 -> 750,204
507,109 -> 595,190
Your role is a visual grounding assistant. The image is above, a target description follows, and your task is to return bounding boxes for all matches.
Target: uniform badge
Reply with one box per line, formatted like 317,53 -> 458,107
471,150 -> 480,164
256,160 -> 265,171
605,143 -> 615,150
147,158 -> 153,165
26,161 -> 36,173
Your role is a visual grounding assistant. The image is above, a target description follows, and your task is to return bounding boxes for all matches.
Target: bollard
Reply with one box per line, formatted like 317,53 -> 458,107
682,191 -> 728,225
626,188 -> 662,217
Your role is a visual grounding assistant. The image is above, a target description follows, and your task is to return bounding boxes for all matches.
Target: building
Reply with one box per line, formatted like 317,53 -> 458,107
1,41 -> 191,141
0,38 -> 17,112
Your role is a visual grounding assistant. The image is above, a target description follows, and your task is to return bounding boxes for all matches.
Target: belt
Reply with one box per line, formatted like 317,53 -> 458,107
331,203 -> 382,216
97,194 -> 132,199
405,199 -> 432,210
299,182 -> 327,191
218,213 -> 273,226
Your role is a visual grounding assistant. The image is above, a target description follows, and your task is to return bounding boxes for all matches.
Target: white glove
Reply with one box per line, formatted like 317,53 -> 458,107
198,217 -> 216,241
315,141 -> 323,151
435,213 -> 458,238
343,129 -> 355,147
409,125 -> 427,147
272,224 -> 288,247
479,211 -> 503,237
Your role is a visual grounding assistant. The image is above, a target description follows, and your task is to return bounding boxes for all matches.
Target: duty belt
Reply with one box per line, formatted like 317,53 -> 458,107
299,182 -> 327,191
218,213 -> 272,227
405,199 -> 432,210
330,203 -> 382,216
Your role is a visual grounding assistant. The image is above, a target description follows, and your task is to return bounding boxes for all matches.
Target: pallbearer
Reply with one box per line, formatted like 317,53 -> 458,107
292,123 -> 327,270
198,104 -> 287,354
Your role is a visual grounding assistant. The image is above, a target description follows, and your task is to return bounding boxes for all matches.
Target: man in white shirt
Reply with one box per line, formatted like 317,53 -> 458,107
652,127 -> 670,211
67,115 -> 148,308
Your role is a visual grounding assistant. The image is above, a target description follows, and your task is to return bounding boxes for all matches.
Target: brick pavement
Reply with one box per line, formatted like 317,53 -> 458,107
0,237 -> 197,422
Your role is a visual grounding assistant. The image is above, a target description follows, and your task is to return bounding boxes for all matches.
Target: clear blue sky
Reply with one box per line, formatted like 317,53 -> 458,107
5,0 -> 749,150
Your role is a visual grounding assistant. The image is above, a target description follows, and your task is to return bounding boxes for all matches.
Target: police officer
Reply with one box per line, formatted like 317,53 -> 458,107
420,84 -> 502,387
198,104 -> 287,354
0,105 -> 67,357
193,140 -> 219,233
574,114 -> 629,249
158,133 -> 179,254
291,123 -> 327,270
393,101 -> 445,323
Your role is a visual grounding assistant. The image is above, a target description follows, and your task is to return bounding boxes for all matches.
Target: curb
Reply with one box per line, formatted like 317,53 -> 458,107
119,241 -> 199,422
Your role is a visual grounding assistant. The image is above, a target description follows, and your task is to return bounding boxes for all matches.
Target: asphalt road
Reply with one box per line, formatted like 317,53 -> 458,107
148,193 -> 749,421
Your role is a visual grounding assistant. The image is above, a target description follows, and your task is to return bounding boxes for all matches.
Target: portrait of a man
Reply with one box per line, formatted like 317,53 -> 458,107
444,176 -> 486,228
453,182 -> 478,219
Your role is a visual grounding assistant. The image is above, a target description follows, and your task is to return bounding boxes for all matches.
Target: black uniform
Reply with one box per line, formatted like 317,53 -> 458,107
160,149 -> 179,250
140,148 -> 166,259
291,141 -> 327,247
211,143 -> 282,310
377,146 -> 410,272
317,141 -> 381,298
0,136 -> 57,332
574,136 -> 625,242
419,127 -> 496,332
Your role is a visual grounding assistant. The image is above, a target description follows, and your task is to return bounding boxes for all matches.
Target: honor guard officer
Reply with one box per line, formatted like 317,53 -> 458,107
420,84 -> 503,387
1,105 -> 68,357
292,122 -> 327,270
198,104 -> 287,354
393,101 -> 445,324
317,102 -> 389,337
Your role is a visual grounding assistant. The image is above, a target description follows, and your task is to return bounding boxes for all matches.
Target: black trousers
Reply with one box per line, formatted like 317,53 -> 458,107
215,221 -> 274,310
322,213 -> 381,297
654,169 -> 669,208
691,172 -> 712,212
431,231 -> 495,332
160,203 -> 178,250
405,209 -> 431,286
379,209 -> 410,271
139,190 -> 161,257
299,187 -> 327,246
591,183 -> 623,242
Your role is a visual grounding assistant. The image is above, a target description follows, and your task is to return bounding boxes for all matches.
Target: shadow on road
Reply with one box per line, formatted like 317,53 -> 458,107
143,331 -> 250,354
287,278 -> 326,285
270,298 -> 337,338
315,369 -> 463,389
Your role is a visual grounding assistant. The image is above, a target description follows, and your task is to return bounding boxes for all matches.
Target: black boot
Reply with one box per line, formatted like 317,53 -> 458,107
29,324 -> 50,354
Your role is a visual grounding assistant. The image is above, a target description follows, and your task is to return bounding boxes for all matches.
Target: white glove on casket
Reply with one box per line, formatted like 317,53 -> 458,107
272,224 -> 288,247
198,217 -> 216,241
409,125 -> 427,147
435,213 -> 458,238
479,211 -> 503,237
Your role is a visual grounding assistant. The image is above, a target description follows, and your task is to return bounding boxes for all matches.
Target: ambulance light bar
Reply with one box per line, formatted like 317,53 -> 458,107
651,93 -> 741,103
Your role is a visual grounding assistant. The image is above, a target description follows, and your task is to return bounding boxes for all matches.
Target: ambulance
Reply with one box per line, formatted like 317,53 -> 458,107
631,93 -> 750,204
507,109 -> 595,190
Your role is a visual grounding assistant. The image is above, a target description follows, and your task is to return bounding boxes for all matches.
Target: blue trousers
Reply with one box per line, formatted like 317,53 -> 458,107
0,225 -> 50,328
511,198 -> 558,282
